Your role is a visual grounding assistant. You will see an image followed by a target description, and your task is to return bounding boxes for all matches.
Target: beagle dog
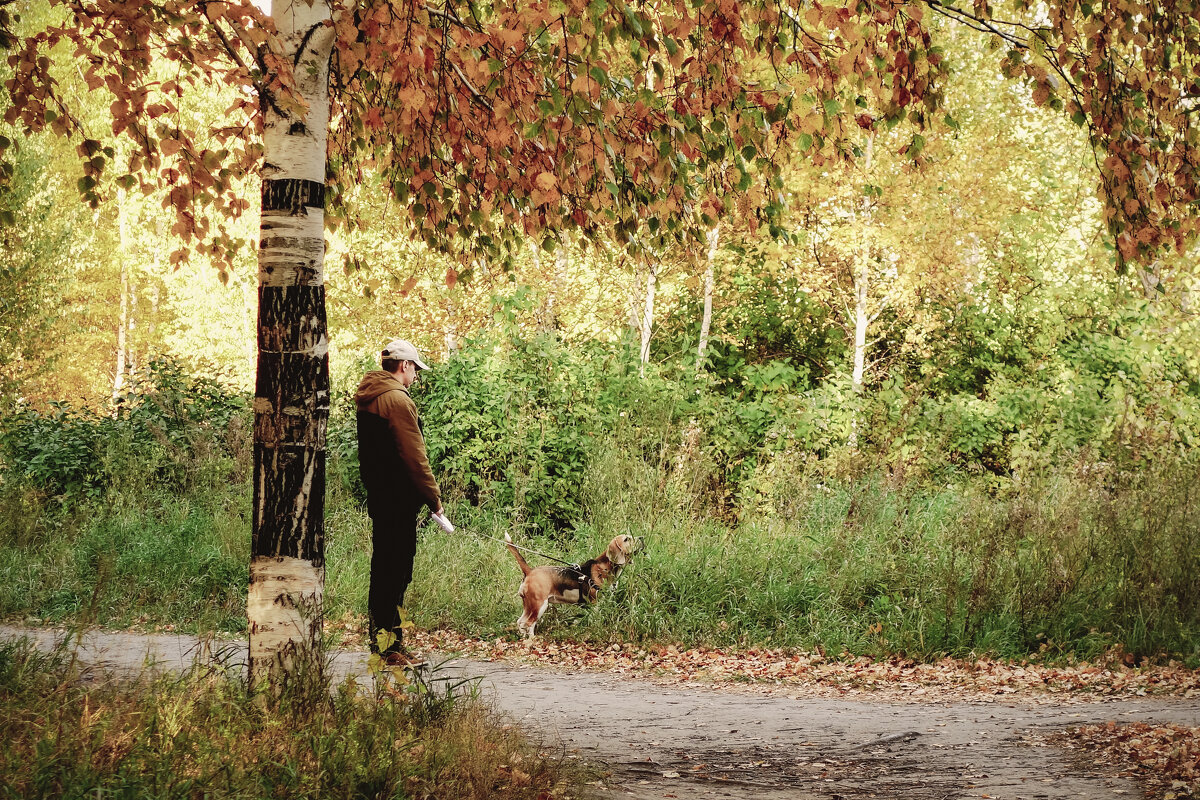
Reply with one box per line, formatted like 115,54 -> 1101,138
503,533 -> 639,639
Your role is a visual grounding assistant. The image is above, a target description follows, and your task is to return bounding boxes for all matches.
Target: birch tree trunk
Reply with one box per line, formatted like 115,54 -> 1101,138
851,258 -> 869,395
639,262 -> 656,378
851,134 -> 875,396
444,293 -> 458,357
848,133 -> 875,450
128,276 -> 138,378
247,0 -> 336,692
627,260 -> 644,334
114,192 -> 130,401
547,244 -> 567,331
696,223 -> 719,371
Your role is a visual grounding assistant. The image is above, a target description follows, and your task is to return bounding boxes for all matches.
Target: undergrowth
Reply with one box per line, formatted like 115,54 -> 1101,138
0,637 -> 575,799
1,354 -> 1198,666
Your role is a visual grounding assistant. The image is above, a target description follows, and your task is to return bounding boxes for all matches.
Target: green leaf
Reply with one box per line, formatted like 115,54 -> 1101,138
622,4 -> 643,36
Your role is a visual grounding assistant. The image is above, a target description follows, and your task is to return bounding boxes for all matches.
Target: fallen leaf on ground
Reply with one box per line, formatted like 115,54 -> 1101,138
1052,722 -> 1199,798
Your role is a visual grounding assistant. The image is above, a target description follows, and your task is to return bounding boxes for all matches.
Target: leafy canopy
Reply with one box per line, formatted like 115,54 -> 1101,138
1,0 -> 942,267
2,0 -> 1198,269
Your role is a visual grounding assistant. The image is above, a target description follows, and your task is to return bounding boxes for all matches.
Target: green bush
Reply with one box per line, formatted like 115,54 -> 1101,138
0,358 -> 248,500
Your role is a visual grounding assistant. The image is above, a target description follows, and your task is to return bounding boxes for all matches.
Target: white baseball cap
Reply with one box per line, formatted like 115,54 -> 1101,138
382,339 -> 429,370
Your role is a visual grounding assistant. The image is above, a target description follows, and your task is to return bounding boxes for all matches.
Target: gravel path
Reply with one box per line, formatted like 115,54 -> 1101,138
4,625 -> 1198,800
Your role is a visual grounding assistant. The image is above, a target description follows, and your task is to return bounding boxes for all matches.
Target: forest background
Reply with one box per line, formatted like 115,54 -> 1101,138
1,5 -> 1198,669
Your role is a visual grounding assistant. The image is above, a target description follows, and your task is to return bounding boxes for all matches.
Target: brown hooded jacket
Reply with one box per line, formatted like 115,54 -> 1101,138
354,370 -> 441,511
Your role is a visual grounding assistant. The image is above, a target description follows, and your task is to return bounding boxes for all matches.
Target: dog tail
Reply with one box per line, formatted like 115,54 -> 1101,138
504,532 -> 532,577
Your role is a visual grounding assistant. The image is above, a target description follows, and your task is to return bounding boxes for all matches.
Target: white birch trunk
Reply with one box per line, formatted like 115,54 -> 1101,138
128,276 -> 138,377
852,260 -> 868,395
639,263 -> 657,378
627,261 -> 643,333
548,243 -> 566,331
697,223 -> 719,371
637,47 -> 657,377
114,191 -> 130,401
247,0 -> 337,692
445,293 -> 458,357
848,133 -> 875,450
114,265 -> 128,402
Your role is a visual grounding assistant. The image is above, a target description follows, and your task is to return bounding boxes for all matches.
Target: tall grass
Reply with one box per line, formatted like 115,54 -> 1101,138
403,454 -> 1200,665
2,358 -> 1197,665
0,638 -> 576,799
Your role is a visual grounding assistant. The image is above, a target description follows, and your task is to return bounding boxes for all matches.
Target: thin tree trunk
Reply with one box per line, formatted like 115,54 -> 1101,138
851,134 -> 875,396
148,282 -> 160,344
128,275 -> 138,377
445,293 -> 458,357
114,264 -> 128,400
1137,260 -> 1162,303
638,43 -> 658,377
247,0 -> 336,692
851,259 -> 868,394
627,260 -> 643,334
114,192 -> 130,401
547,243 -> 566,331
639,262 -> 656,377
849,133 -> 875,449
697,223 -> 719,371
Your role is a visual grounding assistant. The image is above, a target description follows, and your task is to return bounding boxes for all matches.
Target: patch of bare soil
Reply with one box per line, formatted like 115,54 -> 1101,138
4,624 -> 1199,800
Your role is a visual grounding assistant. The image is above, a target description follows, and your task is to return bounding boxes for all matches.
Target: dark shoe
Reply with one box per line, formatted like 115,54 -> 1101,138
382,650 -> 425,669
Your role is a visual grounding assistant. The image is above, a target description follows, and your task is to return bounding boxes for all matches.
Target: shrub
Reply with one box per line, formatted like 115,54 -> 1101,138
0,357 -> 248,500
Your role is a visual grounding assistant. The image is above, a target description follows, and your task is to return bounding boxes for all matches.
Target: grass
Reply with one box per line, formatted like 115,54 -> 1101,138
406,457 -> 1200,665
2,435 -> 1198,667
0,637 -> 579,799
0,482 -> 248,633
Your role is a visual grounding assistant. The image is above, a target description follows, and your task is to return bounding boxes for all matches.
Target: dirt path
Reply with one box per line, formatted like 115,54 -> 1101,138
4,625 -> 1198,800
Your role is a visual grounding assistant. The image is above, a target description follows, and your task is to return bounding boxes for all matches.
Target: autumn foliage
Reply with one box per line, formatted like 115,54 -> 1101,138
5,0 -> 1197,266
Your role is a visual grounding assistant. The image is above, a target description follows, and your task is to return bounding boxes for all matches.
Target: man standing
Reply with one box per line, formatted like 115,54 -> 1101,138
354,339 -> 442,665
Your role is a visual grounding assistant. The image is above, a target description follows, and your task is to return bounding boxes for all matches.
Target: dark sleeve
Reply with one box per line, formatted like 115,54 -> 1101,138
376,390 -> 441,509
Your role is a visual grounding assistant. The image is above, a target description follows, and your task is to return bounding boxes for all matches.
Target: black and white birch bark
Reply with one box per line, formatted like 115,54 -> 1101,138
247,0 -> 336,691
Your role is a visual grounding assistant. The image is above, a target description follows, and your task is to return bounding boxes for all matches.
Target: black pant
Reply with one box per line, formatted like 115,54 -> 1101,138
367,502 -> 419,654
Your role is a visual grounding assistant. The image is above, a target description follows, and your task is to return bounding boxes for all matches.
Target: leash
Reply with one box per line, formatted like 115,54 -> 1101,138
453,526 -> 589,576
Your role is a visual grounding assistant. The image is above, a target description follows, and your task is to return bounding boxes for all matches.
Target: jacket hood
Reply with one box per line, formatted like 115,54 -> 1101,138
354,370 -> 407,407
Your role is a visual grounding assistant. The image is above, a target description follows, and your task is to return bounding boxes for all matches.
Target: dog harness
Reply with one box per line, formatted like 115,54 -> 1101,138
565,564 -> 600,604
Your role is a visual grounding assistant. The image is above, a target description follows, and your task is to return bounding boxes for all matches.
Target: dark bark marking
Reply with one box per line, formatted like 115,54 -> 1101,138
251,441 -> 326,564
261,178 -> 325,214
